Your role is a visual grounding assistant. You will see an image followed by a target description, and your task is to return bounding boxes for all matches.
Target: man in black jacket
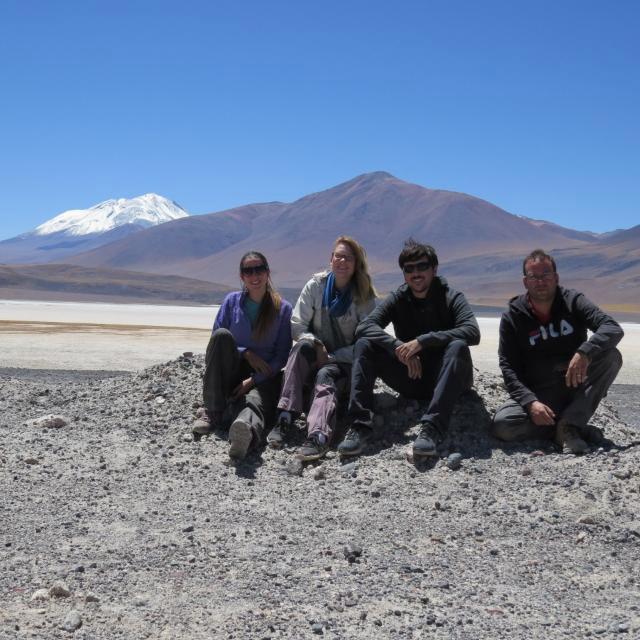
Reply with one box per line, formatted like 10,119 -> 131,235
492,249 -> 623,454
337,239 -> 481,457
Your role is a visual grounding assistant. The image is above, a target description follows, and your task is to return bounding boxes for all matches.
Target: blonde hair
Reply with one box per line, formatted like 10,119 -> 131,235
332,235 -> 377,304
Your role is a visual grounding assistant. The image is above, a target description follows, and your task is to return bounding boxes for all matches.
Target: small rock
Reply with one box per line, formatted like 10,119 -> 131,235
24,457 -> 39,465
61,609 -> 82,632
155,396 -> 166,404
313,468 -> 326,480
85,593 -> 99,603
521,467 -> 533,477
286,459 -> 304,477
49,581 -> 71,598
311,623 -> 324,634
446,453 -> 463,470
530,450 -> 545,457
30,589 -> 49,602
182,433 -> 193,443
183,351 -> 194,358
133,595 -> 149,607
28,414 -> 68,429
343,543 -> 363,563
182,525 -> 195,533
340,462 -> 357,476
612,469 -> 632,480
577,515 -> 597,525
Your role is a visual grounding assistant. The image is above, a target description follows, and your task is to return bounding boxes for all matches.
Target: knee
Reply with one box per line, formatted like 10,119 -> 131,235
211,327 -> 234,342
604,348 -> 623,372
353,337 -> 374,357
315,366 -> 337,388
446,339 -> 471,360
291,339 -> 317,364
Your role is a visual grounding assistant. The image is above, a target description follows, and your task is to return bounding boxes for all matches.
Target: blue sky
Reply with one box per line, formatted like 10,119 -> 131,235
0,0 -> 638,240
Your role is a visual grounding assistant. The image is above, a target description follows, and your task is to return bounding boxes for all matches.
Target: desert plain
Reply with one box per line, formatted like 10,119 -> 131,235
1,299 -> 639,639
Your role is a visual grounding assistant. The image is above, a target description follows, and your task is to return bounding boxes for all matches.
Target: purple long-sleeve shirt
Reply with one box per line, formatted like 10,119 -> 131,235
213,291 -> 293,384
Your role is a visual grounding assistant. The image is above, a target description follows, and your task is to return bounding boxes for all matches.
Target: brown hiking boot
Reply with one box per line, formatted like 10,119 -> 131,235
555,420 -> 589,455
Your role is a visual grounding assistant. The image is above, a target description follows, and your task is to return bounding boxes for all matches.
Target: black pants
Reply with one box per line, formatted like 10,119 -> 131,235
492,348 -> 623,442
202,328 -> 281,439
347,337 -> 473,434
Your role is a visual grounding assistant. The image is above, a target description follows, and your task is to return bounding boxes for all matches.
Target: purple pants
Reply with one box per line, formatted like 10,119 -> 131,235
277,340 -> 350,440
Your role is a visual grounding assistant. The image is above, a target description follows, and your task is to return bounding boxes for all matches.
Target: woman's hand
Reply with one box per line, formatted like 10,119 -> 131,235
231,377 -> 255,400
244,350 -> 273,376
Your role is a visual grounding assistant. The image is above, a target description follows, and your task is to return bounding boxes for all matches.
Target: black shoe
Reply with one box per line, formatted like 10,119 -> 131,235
297,434 -> 329,461
337,427 -> 369,457
413,422 -> 440,457
267,414 -> 290,449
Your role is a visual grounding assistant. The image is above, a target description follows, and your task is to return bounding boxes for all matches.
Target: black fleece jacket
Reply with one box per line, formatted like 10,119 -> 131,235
355,276 -> 480,353
499,286 -> 624,407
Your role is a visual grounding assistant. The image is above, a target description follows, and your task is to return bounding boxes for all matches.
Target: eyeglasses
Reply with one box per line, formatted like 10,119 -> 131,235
402,261 -> 432,274
525,272 -> 554,282
240,264 -> 268,276
332,252 -> 355,263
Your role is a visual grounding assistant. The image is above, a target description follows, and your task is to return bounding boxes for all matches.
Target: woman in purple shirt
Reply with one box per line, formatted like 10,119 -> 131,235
193,251 -> 292,460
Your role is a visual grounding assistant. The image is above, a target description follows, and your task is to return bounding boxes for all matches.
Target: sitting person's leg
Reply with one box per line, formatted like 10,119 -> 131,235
340,337 -> 420,455
298,363 -> 349,460
492,398 -> 554,442
559,348 -> 622,429
230,373 -> 282,459
196,328 -> 242,434
412,339 -> 474,456
268,339 -> 316,448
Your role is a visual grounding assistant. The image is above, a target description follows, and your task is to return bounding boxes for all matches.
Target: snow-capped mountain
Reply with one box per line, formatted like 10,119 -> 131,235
33,194 -> 189,237
1,194 -> 190,264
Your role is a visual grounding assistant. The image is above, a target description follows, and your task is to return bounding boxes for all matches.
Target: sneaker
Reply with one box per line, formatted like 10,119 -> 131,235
297,434 -> 329,461
267,414 -> 290,449
413,422 -> 441,457
555,420 -> 589,455
192,409 -> 222,435
337,426 -> 369,457
229,419 -> 253,459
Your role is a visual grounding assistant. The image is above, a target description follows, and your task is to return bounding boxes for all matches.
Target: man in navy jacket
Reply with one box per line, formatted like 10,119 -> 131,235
492,249 -> 623,453
338,239 -> 480,458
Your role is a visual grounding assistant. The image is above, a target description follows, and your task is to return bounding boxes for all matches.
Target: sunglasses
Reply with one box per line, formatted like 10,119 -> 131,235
240,264 -> 268,276
402,261 -> 432,274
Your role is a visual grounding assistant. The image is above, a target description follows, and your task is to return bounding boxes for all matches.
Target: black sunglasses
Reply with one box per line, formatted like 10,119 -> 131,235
241,264 -> 268,276
402,261 -> 432,274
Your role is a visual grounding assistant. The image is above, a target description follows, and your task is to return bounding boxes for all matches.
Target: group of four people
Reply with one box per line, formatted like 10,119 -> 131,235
192,237 -> 624,462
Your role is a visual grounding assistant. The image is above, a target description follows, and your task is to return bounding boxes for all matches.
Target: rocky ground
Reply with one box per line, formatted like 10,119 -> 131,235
1,355 -> 639,640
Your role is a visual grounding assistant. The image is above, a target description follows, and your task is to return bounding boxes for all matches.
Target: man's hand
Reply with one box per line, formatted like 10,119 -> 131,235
565,352 -> 590,388
244,350 -> 272,376
231,377 -> 255,400
315,343 -> 330,367
527,400 -> 556,426
406,356 -> 422,380
395,339 -> 422,364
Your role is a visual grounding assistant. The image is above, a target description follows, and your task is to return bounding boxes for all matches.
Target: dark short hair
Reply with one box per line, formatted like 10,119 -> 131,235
522,249 -> 557,275
398,238 -> 439,269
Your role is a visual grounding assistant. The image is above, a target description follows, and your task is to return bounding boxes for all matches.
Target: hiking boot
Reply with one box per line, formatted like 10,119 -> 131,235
555,420 -> 589,455
267,414 -> 290,449
297,434 -> 329,461
413,422 -> 441,457
229,419 -> 253,459
192,409 -> 222,435
337,426 -> 370,457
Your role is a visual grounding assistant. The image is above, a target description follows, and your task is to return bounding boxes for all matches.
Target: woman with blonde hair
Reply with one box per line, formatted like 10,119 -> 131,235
193,251 -> 292,460
267,236 -> 377,459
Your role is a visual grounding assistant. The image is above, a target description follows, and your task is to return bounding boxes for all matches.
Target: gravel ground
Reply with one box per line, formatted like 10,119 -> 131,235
1,356 -> 639,639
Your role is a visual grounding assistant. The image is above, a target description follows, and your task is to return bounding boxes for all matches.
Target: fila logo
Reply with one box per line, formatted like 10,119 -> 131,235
529,320 -> 574,346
